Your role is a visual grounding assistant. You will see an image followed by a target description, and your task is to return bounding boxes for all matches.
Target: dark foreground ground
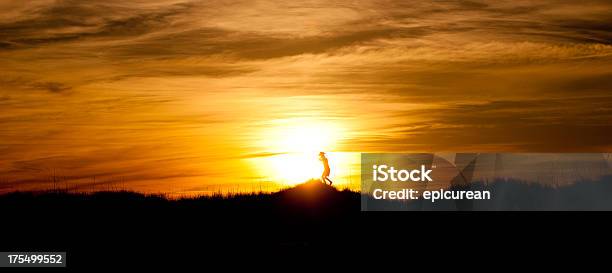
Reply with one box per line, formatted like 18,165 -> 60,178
1,181 -> 362,268
1,180 -> 610,269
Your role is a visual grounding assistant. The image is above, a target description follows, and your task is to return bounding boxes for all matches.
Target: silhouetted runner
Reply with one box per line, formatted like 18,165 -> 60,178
319,152 -> 333,185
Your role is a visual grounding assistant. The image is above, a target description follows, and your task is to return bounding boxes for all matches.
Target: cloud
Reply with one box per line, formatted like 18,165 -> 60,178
237,152 -> 286,159
1,0 -> 611,82
349,95 -> 612,151
0,77 -> 72,93
0,0 -> 195,49
31,81 -> 72,93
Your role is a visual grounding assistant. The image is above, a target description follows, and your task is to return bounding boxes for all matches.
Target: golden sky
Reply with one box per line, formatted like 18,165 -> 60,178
1,0 -> 611,193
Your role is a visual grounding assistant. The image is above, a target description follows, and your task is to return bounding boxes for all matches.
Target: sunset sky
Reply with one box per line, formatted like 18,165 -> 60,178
1,0 -> 611,194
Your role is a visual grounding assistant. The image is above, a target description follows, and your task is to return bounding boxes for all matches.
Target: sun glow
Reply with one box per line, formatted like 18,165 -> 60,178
255,118 -> 345,184
263,119 -> 342,153
265,153 -> 324,184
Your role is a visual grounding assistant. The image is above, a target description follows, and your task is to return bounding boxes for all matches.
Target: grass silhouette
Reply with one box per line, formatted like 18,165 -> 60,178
1,176 -> 611,268
0,179 -> 361,264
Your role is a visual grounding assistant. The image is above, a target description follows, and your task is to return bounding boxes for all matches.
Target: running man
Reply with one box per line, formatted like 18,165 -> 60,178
319,152 -> 333,185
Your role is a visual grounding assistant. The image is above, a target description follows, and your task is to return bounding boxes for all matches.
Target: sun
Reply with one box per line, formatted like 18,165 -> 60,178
265,153 -> 323,184
265,119 -> 340,154
256,118 -> 344,184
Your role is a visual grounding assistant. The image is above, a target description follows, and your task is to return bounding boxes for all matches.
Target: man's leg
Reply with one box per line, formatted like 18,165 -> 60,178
325,177 -> 333,185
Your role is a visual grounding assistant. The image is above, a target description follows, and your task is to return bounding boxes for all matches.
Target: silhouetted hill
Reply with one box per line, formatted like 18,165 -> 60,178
0,180 -> 361,268
2,178 -> 612,268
